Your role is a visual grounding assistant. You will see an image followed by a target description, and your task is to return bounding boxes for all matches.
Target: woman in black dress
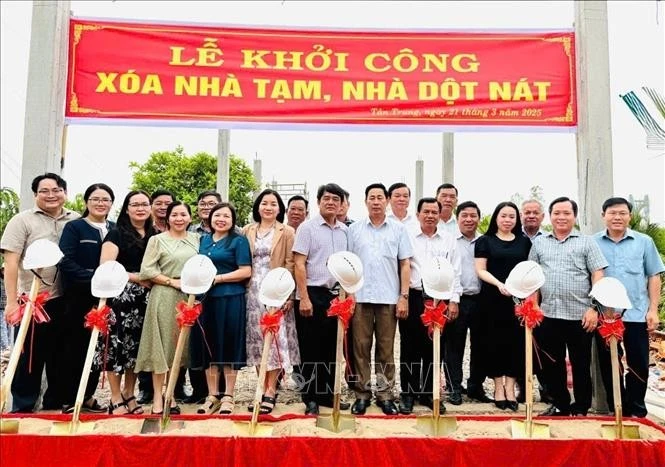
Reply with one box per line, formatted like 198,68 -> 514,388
94,190 -> 155,414
474,201 -> 531,411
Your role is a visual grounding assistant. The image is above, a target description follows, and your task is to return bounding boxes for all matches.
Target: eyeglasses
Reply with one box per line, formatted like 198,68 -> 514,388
128,203 -> 151,208
37,188 -> 64,195
88,197 -> 113,204
198,202 -> 218,208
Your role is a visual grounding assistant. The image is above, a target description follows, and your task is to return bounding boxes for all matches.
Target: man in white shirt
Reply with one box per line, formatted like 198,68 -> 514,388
387,182 -> 419,233
436,183 -> 460,235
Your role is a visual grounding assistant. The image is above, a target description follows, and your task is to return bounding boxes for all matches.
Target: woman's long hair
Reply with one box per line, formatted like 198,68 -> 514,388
485,201 -> 523,237
252,189 -> 286,223
115,190 -> 155,248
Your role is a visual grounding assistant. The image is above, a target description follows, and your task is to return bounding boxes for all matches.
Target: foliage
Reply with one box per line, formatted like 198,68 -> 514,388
0,187 -> 20,239
510,185 -> 545,208
129,146 -> 258,226
477,214 -> 491,234
64,193 -> 86,215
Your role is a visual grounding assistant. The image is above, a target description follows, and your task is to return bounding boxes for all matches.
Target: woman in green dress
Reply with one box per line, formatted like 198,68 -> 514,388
135,201 -> 199,414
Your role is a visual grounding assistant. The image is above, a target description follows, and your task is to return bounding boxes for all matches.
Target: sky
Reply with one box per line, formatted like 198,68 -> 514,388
1,0 -> 664,223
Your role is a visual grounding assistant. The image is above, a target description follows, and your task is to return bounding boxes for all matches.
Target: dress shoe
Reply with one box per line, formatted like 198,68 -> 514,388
540,404 -> 570,416
318,399 -> 350,410
351,398 -> 371,415
494,400 -> 508,410
376,399 -> 399,415
399,395 -> 415,414
420,396 -> 447,414
506,400 -> 519,412
137,391 -> 154,405
467,390 -> 493,403
304,401 -> 319,415
448,391 -> 463,406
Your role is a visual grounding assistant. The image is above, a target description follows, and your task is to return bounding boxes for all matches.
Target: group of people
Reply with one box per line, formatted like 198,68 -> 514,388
1,172 -> 662,420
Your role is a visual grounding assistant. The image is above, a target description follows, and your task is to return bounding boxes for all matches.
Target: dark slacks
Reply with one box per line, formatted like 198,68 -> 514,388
464,295 -> 490,392
399,290 -> 430,397
294,287 -> 337,405
11,296 -> 66,412
538,317 -> 593,414
596,321 -> 649,417
443,295 -> 483,393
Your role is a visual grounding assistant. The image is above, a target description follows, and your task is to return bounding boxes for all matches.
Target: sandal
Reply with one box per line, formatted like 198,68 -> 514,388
122,395 -> 144,415
82,398 -> 107,413
108,400 -> 129,415
219,394 -> 234,415
259,395 -> 277,415
197,395 -> 222,415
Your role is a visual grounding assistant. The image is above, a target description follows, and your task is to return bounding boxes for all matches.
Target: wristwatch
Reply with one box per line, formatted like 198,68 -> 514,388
165,278 -> 172,287
400,292 -> 409,299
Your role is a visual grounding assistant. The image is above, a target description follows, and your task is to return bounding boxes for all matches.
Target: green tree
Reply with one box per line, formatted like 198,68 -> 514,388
0,187 -> 20,238
64,193 -> 86,215
129,146 -> 258,226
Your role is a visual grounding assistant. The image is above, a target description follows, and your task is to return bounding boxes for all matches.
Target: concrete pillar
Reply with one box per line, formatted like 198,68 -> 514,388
575,1 -> 614,414
415,159 -> 424,202
442,133 -> 454,183
217,129 -> 230,202
19,1 -> 70,209
253,156 -> 262,200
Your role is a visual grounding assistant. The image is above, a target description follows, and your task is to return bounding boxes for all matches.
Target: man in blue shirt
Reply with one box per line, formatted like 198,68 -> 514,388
593,197 -> 664,418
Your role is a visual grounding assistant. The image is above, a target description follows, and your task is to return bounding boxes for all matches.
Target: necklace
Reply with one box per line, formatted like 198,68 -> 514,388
256,223 -> 275,239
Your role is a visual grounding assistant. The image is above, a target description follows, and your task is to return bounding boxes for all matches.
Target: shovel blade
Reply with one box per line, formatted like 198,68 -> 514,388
0,419 -> 19,434
50,420 -> 97,435
601,423 -> 641,440
140,418 -> 163,434
315,414 -> 356,433
233,421 -> 274,436
510,419 -> 551,439
416,415 -> 458,436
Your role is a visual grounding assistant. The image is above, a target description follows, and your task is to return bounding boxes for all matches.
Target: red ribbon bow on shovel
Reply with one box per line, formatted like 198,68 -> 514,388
260,309 -> 284,336
420,300 -> 447,338
6,291 -> 51,326
176,300 -> 202,328
327,295 -> 355,330
514,297 -> 544,329
84,304 -> 115,335
598,314 -> 625,346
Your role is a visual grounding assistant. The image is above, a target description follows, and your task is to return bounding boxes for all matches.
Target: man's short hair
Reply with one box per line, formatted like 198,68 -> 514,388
388,182 -> 410,197
602,197 -> 633,214
151,189 -> 175,201
521,199 -> 544,212
436,183 -> 458,196
316,183 -> 345,202
456,201 -> 481,217
417,197 -> 441,212
342,189 -> 350,202
364,183 -> 388,199
31,173 -> 67,193
549,196 -> 578,216
288,194 -> 309,209
197,190 -> 222,203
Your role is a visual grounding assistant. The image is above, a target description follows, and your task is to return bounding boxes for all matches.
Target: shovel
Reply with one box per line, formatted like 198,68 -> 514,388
600,334 -> 640,439
416,300 -> 457,436
140,295 -> 196,434
51,298 -> 109,435
234,306 -> 280,436
316,290 -> 356,433
511,324 -> 550,438
0,276 -> 41,434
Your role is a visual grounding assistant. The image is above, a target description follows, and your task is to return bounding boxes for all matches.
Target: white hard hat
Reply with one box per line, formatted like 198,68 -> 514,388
505,260 -> 546,299
180,254 -> 217,295
259,267 -> 295,308
91,261 -> 130,298
22,239 -> 63,270
327,251 -> 364,294
421,256 -> 454,300
589,277 -> 632,310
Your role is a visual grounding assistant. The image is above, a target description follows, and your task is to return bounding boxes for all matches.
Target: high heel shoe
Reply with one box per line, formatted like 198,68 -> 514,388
506,400 -> 519,412
494,400 -> 508,410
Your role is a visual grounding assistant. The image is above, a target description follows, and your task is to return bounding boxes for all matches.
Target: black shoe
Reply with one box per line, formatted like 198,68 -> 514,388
61,404 -> 74,414
399,395 -> 415,414
506,400 -> 519,412
137,391 -> 154,405
304,401 -> 319,415
539,386 -> 553,404
467,390 -> 493,403
540,404 -> 570,417
420,396 -> 447,414
182,394 -> 206,404
376,399 -> 398,415
494,400 -> 507,410
351,398 -> 370,415
318,399 -> 350,410
448,392 -> 463,406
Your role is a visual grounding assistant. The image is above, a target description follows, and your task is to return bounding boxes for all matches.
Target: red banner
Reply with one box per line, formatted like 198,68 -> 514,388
66,18 -> 577,130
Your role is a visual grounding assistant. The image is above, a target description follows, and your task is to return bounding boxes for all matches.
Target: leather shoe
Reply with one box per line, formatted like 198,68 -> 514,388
467,390 -> 493,403
540,404 -> 570,416
399,395 -> 414,414
420,396 -> 447,414
318,399 -> 350,410
494,400 -> 508,410
137,391 -> 153,405
376,399 -> 399,415
506,400 -> 519,412
351,398 -> 370,415
304,401 -> 319,415
448,391 -> 463,406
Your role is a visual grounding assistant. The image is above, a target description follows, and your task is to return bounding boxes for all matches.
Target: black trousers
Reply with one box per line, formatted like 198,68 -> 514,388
294,287 -> 338,405
61,286 -> 100,406
538,317 -> 593,413
11,296 -> 66,412
596,321 -> 649,417
138,362 -> 212,399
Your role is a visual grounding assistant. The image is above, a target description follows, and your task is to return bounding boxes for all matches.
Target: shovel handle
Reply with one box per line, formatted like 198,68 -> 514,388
524,326 -> 534,436
250,307 -> 277,430
432,322 -> 441,420
609,336 -> 623,438
163,295 -> 195,403
0,277 -> 41,413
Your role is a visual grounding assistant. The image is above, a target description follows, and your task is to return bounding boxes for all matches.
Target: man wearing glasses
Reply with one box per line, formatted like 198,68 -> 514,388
191,190 -> 222,235
150,190 -> 174,233
1,173 -> 79,412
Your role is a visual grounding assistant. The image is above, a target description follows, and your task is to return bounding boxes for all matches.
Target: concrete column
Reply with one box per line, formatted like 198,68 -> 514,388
217,129 -> 230,202
575,1 -> 614,414
442,133 -> 454,183
19,1 -> 70,209
253,157 -> 262,200
415,159 -> 424,202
